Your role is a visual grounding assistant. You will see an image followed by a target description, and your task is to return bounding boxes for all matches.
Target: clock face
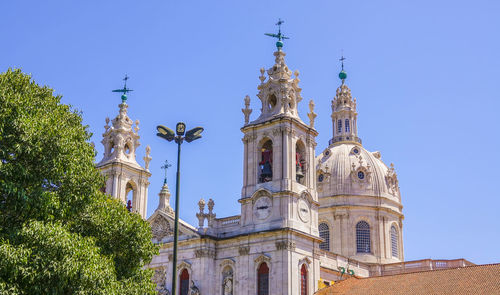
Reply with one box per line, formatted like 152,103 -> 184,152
254,197 -> 272,220
298,199 -> 310,222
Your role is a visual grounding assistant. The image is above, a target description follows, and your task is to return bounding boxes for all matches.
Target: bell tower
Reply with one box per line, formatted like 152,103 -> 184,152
96,77 -> 151,219
330,57 -> 362,146
239,33 -> 319,236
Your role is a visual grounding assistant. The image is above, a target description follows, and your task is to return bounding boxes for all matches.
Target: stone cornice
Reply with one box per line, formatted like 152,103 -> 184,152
319,204 -> 404,219
241,116 -> 318,137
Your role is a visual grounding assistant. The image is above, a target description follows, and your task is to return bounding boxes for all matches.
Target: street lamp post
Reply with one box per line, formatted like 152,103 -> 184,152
156,122 -> 204,295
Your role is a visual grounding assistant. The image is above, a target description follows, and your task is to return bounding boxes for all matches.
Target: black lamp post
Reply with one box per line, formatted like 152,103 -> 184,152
156,122 -> 204,295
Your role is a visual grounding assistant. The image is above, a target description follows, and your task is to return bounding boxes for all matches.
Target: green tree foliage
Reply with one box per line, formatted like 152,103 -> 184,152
0,69 -> 158,294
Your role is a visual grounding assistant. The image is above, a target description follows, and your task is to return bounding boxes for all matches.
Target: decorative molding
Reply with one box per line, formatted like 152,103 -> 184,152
176,260 -> 191,271
298,257 -> 312,267
275,240 -> 296,251
194,249 -> 216,258
153,266 -> 169,295
254,254 -> 271,265
238,246 -> 250,256
242,134 -> 257,143
220,258 -> 235,268
151,215 -> 173,241
385,163 -> 400,196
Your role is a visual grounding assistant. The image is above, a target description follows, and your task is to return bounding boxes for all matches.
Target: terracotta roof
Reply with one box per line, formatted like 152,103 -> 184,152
316,263 -> 500,295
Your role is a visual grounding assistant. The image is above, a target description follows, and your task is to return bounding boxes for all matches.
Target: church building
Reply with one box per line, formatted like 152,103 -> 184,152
96,31 -> 473,295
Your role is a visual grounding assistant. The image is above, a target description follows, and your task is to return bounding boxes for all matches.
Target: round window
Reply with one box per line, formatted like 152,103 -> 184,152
318,174 -> 324,182
353,148 -> 359,154
357,171 -> 365,180
325,150 -> 330,156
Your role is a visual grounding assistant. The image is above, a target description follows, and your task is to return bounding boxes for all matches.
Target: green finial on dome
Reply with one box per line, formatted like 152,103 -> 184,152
112,74 -> 133,104
265,18 -> 290,50
339,55 -> 347,83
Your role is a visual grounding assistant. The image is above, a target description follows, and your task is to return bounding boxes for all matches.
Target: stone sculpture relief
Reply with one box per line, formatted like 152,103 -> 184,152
151,216 -> 172,240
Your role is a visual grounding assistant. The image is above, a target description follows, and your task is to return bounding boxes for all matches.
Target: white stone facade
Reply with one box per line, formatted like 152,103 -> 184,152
97,47 -> 407,294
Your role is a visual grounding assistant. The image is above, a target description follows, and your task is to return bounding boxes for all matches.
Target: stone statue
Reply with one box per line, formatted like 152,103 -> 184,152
223,277 -> 233,295
190,280 -> 200,295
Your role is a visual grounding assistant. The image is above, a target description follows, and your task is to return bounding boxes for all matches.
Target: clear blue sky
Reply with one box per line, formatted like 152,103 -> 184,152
2,1 -> 499,265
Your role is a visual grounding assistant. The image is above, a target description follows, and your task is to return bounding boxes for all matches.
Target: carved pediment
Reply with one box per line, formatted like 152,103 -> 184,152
148,211 -> 200,242
151,215 -> 173,240
254,254 -> 271,265
177,260 -> 191,271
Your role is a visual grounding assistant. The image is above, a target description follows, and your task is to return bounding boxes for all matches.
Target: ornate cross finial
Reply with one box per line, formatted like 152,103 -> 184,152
265,18 -> 290,50
340,55 -> 346,71
338,53 -> 347,83
161,160 -> 172,184
112,74 -> 134,103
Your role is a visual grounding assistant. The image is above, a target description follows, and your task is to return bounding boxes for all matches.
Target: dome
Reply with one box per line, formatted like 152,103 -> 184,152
316,143 -> 401,204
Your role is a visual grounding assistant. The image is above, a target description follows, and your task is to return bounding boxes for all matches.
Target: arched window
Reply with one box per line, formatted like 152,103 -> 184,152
222,266 -> 233,295
345,119 -> 350,132
391,225 -> 399,258
259,140 -> 273,183
318,223 -> 330,251
300,264 -> 308,295
337,119 -> 342,134
356,221 -> 371,253
179,269 -> 189,295
295,141 -> 306,184
125,182 -> 135,212
268,94 -> 277,110
257,262 -> 269,295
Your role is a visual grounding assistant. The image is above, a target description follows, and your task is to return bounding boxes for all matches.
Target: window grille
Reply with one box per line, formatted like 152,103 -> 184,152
391,226 -> 399,258
319,223 -> 330,251
337,120 -> 342,133
345,119 -> 350,132
356,221 -> 371,253
257,263 -> 269,295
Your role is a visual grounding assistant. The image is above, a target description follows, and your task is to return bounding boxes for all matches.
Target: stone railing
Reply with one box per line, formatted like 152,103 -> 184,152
329,135 -> 362,145
217,215 -> 241,227
379,259 -> 474,276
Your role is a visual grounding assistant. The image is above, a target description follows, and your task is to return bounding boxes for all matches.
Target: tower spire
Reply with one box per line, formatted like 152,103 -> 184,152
264,18 -> 290,50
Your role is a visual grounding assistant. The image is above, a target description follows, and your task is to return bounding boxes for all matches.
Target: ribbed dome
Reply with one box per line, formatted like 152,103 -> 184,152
316,143 -> 401,203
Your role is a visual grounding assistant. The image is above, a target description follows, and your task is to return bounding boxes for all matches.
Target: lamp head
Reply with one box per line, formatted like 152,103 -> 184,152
185,126 -> 204,143
176,122 -> 186,136
156,125 -> 175,142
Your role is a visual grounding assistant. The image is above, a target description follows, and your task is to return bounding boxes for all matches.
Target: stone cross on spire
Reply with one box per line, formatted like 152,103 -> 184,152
339,55 -> 347,84
161,160 -> 172,184
112,74 -> 134,103
264,18 -> 290,50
